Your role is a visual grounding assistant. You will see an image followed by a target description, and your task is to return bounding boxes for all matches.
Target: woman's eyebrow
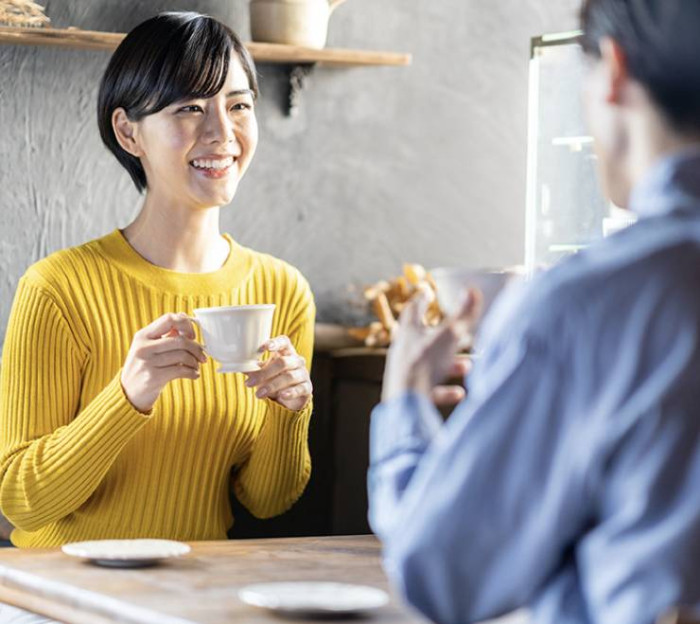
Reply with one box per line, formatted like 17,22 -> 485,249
227,89 -> 254,97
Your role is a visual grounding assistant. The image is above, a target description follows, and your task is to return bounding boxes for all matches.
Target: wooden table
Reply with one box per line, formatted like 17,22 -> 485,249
0,535 -> 426,624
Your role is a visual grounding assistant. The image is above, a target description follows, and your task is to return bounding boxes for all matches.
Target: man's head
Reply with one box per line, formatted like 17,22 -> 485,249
580,0 -> 700,207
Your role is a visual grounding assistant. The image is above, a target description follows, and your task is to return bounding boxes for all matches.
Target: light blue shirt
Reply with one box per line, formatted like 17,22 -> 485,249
368,150 -> 700,624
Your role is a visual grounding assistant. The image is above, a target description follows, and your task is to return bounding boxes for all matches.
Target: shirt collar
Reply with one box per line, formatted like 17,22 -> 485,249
630,145 -> 700,219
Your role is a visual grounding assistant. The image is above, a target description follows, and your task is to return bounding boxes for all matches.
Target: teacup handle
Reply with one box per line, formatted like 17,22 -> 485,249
190,317 -> 205,345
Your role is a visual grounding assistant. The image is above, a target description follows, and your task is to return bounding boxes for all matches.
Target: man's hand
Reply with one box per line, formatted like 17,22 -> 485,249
382,286 -> 482,404
430,354 -> 473,407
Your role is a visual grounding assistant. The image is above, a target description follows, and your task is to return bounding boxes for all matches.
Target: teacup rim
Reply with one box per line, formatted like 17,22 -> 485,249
193,304 -> 276,315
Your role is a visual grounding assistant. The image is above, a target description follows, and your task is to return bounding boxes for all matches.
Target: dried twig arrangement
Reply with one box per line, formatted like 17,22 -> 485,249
349,264 -> 443,348
0,0 -> 50,27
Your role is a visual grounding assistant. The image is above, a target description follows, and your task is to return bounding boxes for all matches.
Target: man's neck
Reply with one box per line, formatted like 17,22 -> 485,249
628,113 -> 700,191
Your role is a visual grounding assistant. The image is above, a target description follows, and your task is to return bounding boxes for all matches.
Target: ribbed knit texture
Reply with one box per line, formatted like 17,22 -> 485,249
0,230 -> 315,548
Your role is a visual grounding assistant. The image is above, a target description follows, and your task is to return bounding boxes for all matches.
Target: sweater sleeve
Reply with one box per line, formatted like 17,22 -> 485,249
232,273 -> 315,519
0,277 -> 151,533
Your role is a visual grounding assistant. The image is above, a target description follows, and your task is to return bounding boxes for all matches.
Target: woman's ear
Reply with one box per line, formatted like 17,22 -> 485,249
112,108 -> 142,157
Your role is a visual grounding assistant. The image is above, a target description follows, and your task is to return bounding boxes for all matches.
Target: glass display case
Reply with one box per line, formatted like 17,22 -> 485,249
525,31 -> 636,272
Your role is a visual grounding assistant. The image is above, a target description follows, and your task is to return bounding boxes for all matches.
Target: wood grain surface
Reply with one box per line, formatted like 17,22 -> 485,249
0,535 -> 426,623
0,26 -> 412,66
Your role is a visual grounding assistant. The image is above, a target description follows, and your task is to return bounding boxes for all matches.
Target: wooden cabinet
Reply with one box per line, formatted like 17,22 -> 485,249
327,350 -> 386,535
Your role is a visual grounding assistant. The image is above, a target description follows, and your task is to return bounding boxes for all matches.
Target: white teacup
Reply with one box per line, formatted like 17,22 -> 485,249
193,304 -> 276,373
430,267 -> 518,326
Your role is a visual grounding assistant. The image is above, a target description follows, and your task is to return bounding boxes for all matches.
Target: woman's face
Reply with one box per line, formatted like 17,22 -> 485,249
128,54 -> 258,210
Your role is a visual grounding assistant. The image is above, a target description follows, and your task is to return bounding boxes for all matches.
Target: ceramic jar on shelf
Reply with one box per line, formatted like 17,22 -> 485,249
250,0 -> 347,49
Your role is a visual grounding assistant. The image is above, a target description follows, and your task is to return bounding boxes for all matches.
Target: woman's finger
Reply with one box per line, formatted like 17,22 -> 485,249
156,364 -> 201,383
255,367 -> 309,399
245,355 -> 303,386
279,381 -> 313,401
259,335 -> 296,356
144,312 -> 197,340
151,335 -> 207,362
151,349 -> 202,371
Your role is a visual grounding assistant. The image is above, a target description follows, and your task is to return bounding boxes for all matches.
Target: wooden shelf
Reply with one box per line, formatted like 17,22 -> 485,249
0,26 -> 412,67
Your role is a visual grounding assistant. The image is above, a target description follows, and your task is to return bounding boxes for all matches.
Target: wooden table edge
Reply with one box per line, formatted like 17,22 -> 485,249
0,562 -> 196,624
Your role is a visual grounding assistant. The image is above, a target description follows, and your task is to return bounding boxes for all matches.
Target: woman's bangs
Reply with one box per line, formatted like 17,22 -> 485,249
147,20 -> 233,112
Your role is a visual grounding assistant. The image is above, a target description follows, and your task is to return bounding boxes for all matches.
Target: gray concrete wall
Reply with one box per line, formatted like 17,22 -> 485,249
0,0 -> 581,335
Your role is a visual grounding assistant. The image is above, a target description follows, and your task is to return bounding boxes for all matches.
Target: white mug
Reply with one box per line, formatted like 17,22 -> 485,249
430,268 -> 519,326
193,304 -> 276,373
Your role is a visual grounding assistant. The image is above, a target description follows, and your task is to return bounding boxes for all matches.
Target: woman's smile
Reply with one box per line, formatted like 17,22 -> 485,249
190,154 -> 238,179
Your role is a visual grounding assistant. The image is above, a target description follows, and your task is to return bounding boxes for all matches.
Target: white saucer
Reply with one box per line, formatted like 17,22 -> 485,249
217,361 -> 261,374
62,539 -> 191,568
238,582 -> 390,617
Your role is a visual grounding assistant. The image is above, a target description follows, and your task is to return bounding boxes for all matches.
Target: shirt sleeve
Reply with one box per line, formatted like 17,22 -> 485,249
368,332 -> 592,624
232,274 -> 316,519
0,277 -> 151,533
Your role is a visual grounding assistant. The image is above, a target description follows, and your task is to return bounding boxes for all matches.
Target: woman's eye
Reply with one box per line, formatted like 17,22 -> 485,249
178,105 -> 203,113
231,102 -> 253,112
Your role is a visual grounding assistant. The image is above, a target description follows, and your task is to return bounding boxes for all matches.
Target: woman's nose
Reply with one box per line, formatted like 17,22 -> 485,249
205,108 -> 235,143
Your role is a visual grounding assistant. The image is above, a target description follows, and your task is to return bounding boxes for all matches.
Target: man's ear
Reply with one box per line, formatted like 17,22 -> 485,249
599,37 -> 629,105
112,108 -> 143,157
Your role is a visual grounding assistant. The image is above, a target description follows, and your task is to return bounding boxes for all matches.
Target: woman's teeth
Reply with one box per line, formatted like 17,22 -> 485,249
191,157 -> 235,170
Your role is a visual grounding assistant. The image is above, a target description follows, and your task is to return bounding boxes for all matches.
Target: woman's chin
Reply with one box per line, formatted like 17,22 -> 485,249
192,186 -> 238,209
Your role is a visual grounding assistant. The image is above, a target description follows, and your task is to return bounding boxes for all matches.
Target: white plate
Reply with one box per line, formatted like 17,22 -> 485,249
62,539 -> 191,568
238,582 -> 390,617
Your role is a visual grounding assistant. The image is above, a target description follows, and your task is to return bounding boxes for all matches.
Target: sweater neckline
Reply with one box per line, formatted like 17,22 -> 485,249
95,229 -> 254,295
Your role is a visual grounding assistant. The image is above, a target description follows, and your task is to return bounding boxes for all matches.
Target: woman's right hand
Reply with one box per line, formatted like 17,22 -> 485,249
120,312 -> 207,413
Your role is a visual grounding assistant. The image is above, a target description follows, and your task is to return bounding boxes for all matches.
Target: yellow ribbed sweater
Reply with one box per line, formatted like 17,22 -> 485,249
0,230 -> 315,548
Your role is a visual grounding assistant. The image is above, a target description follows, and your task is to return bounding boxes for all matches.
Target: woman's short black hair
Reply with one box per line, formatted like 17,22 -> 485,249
580,0 -> 700,134
98,12 -> 258,192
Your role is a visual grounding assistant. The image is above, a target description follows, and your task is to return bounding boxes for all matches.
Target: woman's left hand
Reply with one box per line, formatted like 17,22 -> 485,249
245,335 -> 312,412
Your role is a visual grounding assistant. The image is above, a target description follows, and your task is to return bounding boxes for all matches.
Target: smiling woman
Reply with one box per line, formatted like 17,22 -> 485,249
0,10 -> 315,564
97,12 -> 259,202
